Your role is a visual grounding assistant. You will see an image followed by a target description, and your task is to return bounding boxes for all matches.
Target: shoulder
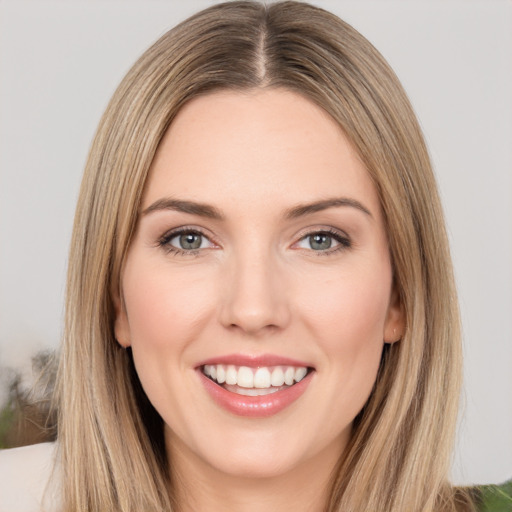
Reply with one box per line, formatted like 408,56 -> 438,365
474,479 -> 512,512
0,442 -> 60,512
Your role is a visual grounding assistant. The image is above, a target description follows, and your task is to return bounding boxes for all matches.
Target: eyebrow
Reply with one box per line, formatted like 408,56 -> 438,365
142,198 -> 224,220
142,196 -> 372,220
284,197 -> 373,219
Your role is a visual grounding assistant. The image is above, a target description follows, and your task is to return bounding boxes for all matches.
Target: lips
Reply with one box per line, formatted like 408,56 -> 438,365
197,355 -> 314,417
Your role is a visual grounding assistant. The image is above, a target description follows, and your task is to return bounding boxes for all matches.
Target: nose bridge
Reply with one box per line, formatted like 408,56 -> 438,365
219,241 -> 290,334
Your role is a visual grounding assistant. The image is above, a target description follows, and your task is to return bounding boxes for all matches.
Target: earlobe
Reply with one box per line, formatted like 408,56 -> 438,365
383,287 -> 405,344
112,288 -> 131,348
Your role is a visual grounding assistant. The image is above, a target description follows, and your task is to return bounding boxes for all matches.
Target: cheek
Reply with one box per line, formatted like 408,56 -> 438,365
120,257 -> 219,428
306,269 -> 391,428
122,258 -> 217,351
297,261 -> 392,404
299,264 -> 392,346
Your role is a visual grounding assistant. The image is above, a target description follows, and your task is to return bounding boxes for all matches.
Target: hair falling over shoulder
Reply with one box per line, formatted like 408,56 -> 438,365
54,2 -> 476,511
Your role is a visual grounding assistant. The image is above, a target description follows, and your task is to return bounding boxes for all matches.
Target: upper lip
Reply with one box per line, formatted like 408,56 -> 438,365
196,353 -> 313,368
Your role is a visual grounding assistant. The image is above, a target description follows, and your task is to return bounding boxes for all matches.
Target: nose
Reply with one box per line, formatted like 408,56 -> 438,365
218,248 -> 291,336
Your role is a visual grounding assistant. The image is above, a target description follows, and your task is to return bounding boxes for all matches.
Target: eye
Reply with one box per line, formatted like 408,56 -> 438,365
159,228 -> 214,254
173,232 -> 207,250
295,230 -> 350,253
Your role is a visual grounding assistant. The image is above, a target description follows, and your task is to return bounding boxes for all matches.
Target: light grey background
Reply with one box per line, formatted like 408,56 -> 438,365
0,0 -> 511,486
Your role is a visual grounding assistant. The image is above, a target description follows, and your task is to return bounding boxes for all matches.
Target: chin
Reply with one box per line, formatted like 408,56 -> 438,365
168,422 -> 310,480
207,449 -> 304,480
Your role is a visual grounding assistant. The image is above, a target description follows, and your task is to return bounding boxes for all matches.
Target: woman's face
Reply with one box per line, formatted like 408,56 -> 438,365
114,89 -> 403,481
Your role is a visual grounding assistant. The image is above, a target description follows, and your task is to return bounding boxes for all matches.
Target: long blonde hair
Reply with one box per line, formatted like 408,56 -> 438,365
55,2 -> 472,510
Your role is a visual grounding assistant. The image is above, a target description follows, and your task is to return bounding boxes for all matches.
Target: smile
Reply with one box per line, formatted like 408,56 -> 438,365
202,364 -> 309,396
198,357 -> 315,417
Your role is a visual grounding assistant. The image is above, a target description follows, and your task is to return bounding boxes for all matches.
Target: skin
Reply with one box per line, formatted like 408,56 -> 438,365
114,89 -> 403,512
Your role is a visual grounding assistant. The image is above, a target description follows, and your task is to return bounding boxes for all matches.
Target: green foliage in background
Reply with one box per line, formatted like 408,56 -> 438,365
479,480 -> 512,512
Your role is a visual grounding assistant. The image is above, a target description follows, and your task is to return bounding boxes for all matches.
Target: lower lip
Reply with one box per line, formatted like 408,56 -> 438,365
198,370 -> 313,418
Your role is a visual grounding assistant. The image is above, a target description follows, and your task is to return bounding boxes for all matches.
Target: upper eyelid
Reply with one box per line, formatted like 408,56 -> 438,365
293,225 -> 350,241
160,225 -> 215,241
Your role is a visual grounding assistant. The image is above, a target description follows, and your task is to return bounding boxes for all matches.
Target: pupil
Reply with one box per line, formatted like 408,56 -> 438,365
180,233 -> 201,250
310,234 -> 331,250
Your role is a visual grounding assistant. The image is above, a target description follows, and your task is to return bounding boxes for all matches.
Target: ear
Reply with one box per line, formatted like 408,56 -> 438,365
112,286 -> 131,348
383,286 -> 405,344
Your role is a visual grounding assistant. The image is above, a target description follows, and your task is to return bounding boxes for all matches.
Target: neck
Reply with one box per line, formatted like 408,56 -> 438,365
167,433 -> 343,512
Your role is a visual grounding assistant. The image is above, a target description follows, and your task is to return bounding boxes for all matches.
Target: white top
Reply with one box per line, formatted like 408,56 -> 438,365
0,443 -> 60,512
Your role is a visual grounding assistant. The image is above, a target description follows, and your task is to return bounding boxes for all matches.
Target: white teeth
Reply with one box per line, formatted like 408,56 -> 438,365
237,366 -> 254,388
253,367 -> 271,388
284,367 -> 295,385
271,367 -> 285,386
294,367 -> 307,382
225,365 -> 237,385
216,365 -> 226,384
202,363 -> 310,390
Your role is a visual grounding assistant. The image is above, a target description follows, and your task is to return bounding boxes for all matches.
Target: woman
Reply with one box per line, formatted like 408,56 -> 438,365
0,1 -> 509,511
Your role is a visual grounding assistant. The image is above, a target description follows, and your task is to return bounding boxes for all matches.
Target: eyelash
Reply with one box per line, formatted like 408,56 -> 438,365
157,227 -> 351,256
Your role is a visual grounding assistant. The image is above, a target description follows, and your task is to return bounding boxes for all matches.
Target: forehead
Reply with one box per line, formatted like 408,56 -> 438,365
142,89 -> 381,219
